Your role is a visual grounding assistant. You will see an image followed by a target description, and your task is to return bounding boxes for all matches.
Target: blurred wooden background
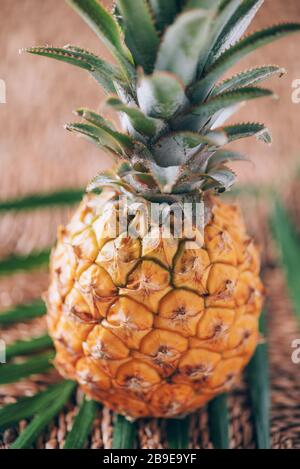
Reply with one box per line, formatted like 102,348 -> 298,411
1,0 -> 300,201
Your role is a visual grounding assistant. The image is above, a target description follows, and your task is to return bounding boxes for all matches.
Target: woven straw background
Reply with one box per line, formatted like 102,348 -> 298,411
0,0 -> 300,449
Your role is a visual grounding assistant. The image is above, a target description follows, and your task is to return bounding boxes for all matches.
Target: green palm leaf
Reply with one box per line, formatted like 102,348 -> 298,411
0,299 -> 46,325
6,335 -> 53,361
166,417 -> 190,449
208,393 -> 229,449
270,199 -> 300,323
0,249 -> 50,277
112,414 -> 137,449
0,381 -> 71,432
247,312 -> 270,449
64,398 -> 98,449
0,352 -> 54,385
0,189 -> 83,212
10,380 -> 75,449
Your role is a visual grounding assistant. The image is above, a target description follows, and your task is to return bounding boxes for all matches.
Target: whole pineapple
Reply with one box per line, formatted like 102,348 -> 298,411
28,0 -> 299,419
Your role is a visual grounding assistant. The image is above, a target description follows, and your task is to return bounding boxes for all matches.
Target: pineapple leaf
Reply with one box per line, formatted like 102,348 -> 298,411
0,381 -> 74,432
112,414 -> 137,449
191,23 -> 300,102
122,172 -> 159,193
76,108 -> 116,130
106,96 -> 164,137
197,0 -> 242,74
87,172 -> 135,195
247,312 -> 270,449
0,352 -> 55,385
10,381 -> 75,449
137,71 -> 186,119
205,0 -> 264,69
64,398 -> 99,449
0,249 -> 50,277
65,122 -> 134,156
221,122 -> 272,143
155,9 -> 211,85
66,0 -> 133,69
147,161 -> 181,192
179,87 -> 273,131
6,335 -> 53,361
25,46 -> 121,94
152,131 -> 226,167
0,299 -> 46,325
208,394 -> 229,449
166,417 -> 190,449
176,0 -> 187,10
0,189 -> 84,212
202,166 -> 236,191
213,65 -> 286,95
206,149 -> 248,170
149,0 -> 178,32
117,0 -> 160,74
185,0 -> 221,9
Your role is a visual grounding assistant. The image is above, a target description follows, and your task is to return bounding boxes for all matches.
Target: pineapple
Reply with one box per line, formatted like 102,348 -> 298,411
27,0 -> 300,419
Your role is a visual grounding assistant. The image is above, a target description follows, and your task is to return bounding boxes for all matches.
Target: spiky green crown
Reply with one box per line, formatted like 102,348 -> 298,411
26,0 -> 300,199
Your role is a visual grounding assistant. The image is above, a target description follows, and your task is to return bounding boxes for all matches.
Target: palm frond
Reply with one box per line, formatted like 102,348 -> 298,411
166,417 -> 190,449
10,380 -> 75,449
208,393 -> 229,449
247,312 -> 270,449
64,398 -> 99,449
0,381 -> 71,432
0,250 -> 50,277
270,199 -> 300,323
0,189 -> 83,212
6,335 -> 53,361
112,414 -> 137,449
0,299 -> 46,325
0,352 -> 54,385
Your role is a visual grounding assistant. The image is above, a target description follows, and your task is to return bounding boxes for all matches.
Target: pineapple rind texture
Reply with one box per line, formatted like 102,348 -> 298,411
47,189 -> 263,419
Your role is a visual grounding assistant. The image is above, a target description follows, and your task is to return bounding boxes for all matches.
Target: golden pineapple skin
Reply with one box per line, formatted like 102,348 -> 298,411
47,190 -> 263,419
